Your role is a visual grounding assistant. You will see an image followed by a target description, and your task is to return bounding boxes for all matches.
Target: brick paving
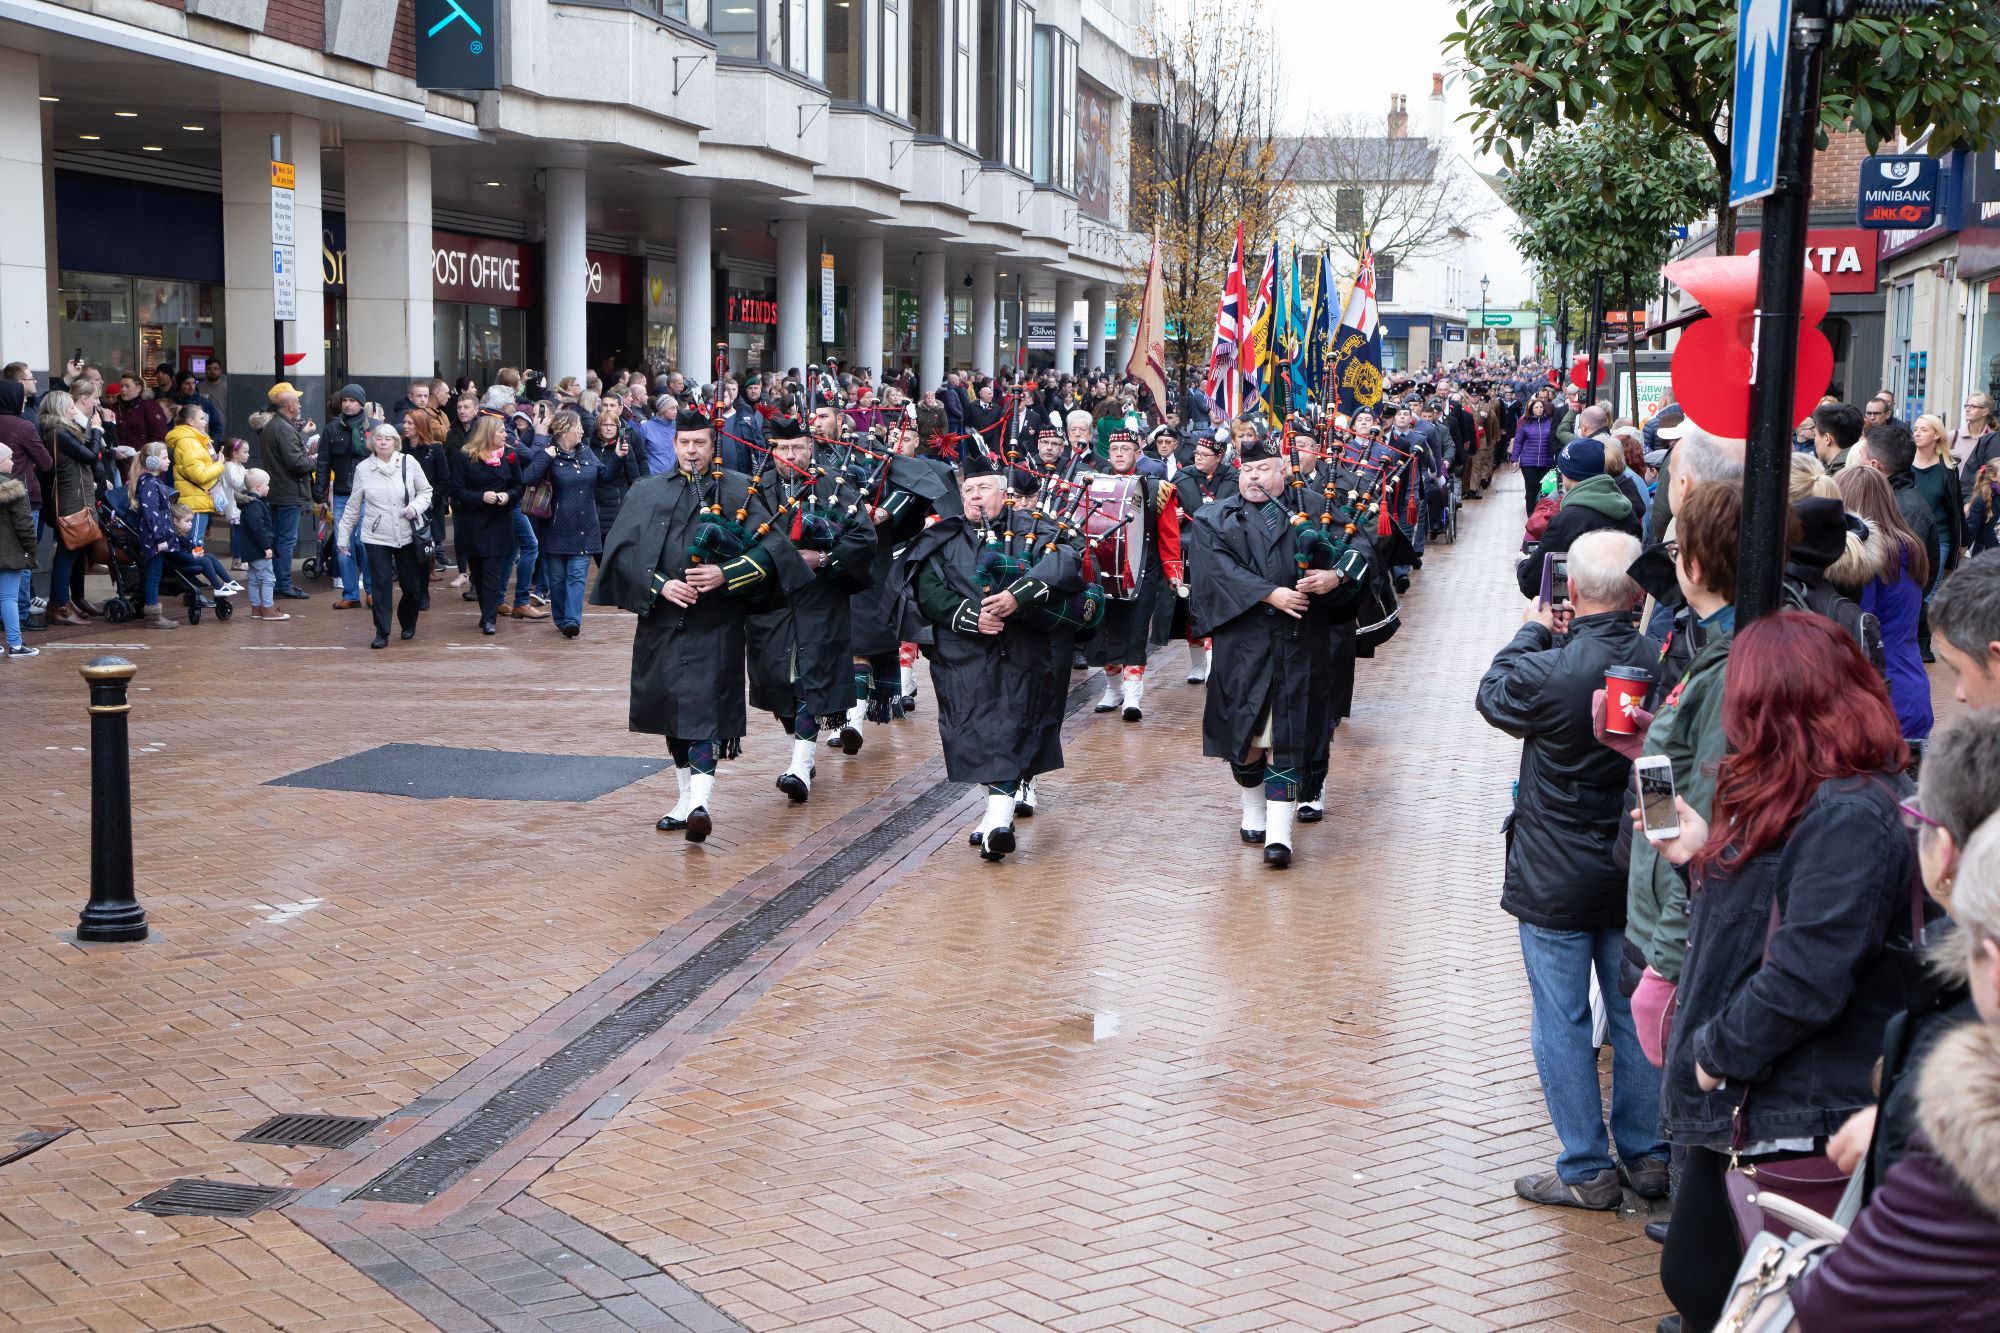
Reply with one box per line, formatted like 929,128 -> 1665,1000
0,485 -> 1969,1331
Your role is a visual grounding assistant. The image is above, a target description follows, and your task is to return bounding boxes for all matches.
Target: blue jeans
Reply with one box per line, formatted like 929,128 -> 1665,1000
0,568 -> 22,647
248,557 -> 275,607
271,504 -> 302,593
142,554 -> 164,607
189,511 -> 210,550
1517,922 -> 1665,1182
547,553 -> 590,628
510,509 -> 539,602
331,494 -> 368,599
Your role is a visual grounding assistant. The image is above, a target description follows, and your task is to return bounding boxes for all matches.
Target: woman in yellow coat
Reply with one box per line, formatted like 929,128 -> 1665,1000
165,403 -> 224,551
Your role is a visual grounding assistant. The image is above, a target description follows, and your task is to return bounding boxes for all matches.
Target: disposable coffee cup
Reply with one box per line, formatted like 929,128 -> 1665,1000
1604,666 -> 1651,736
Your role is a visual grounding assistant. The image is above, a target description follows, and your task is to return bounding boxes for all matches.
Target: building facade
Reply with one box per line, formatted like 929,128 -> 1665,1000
0,0 -> 1146,417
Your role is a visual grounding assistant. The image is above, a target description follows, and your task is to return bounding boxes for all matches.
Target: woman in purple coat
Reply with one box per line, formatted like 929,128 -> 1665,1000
1512,397 -> 1557,517
1838,465 -> 1934,741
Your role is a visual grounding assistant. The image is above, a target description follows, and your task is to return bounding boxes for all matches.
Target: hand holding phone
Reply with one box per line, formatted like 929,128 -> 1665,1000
1635,756 -> 1679,840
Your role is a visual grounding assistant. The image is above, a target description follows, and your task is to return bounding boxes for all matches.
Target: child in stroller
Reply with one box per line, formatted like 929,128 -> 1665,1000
103,447 -> 236,626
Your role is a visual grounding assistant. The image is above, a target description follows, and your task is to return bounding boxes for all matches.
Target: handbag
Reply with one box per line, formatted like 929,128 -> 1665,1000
1713,1156 -> 1862,1332
57,504 -> 102,551
520,478 -> 554,520
400,456 -> 436,562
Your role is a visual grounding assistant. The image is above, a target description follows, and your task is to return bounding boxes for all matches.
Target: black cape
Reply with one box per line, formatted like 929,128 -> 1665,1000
1187,495 -> 1339,770
892,512 -> 1084,786
847,454 -> 960,658
592,468 -> 810,742
747,470 -> 880,717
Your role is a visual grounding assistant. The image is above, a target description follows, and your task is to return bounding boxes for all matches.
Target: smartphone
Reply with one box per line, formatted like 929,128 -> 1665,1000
1636,755 -> 1680,841
1538,550 -> 1570,608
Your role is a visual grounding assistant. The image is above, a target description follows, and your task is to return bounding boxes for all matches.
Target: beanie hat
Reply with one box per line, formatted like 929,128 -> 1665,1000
1556,437 -> 1605,481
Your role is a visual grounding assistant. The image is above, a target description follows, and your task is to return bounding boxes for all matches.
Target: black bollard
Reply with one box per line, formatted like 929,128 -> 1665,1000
77,657 -> 147,942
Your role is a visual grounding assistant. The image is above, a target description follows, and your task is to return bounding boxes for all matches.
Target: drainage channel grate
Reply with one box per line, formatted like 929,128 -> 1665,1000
131,1179 -> 292,1218
1,1126 -> 70,1170
238,1114 -> 380,1150
359,779 -> 968,1203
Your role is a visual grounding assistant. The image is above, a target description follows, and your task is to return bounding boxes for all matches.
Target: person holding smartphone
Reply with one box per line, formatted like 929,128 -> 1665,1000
1477,530 -> 1666,1212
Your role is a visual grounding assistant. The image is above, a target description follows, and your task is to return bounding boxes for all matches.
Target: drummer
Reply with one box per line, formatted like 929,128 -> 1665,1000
1162,427 -> 1239,684
1084,426 -> 1171,722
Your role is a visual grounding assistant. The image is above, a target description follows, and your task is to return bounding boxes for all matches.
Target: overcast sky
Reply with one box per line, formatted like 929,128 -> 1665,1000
1271,0 -> 1473,144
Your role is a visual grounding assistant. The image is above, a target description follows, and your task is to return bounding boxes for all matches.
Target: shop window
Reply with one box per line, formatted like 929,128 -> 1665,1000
1976,279 -> 2000,402
59,271 -> 220,381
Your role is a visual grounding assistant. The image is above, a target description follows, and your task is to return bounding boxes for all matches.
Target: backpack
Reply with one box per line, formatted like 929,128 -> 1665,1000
1783,574 -> 1885,675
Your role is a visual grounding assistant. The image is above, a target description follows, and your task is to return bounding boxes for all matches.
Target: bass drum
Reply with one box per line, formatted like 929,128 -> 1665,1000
1078,473 -> 1145,600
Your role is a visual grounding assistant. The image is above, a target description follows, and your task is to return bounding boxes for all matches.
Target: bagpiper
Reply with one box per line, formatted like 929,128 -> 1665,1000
1187,430 -> 1363,868
845,415 -> 961,721
745,415 -> 879,802
592,407 -> 810,841
892,445 -> 1097,860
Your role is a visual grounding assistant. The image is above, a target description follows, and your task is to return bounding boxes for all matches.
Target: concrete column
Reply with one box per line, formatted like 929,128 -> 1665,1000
1085,287 -> 1107,373
342,141 -> 432,406
543,166 -> 586,386
854,234 -> 884,376
222,111 -> 325,413
776,215 -> 808,377
677,195 -> 712,383
1114,315 -> 1136,379
919,249 -> 946,389
0,51 -> 49,378
1053,278 -> 1082,375
970,260 -> 996,375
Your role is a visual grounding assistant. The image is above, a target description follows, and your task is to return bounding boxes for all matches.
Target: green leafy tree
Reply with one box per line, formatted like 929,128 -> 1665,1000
1505,116 -> 1715,401
1445,0 -> 2000,254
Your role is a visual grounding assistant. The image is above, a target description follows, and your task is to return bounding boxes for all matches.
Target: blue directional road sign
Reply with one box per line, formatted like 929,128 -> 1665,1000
1730,0 -> 1793,207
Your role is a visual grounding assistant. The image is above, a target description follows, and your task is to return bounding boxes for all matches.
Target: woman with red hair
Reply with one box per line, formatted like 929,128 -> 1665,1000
1645,610 -> 1923,1331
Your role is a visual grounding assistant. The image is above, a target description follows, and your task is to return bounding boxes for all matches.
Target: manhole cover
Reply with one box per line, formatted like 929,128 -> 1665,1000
130,1180 -> 291,1218
237,1114 -> 379,1150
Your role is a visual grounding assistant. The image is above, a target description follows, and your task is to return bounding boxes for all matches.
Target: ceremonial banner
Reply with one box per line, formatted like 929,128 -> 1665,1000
1125,234 -> 1168,414
1329,245 -> 1385,416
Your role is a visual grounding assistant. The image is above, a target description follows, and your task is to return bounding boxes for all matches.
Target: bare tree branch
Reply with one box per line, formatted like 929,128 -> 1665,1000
1283,111 -> 1492,276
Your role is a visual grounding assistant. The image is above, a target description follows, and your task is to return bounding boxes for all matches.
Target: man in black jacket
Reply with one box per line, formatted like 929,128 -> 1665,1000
1477,529 -> 1668,1211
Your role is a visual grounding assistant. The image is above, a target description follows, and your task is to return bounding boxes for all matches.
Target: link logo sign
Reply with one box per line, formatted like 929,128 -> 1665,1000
417,0 -> 499,90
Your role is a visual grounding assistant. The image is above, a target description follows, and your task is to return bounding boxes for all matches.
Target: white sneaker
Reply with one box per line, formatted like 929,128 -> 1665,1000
1186,643 -> 1209,684
4,644 -> 39,658
1239,785 -> 1267,845
217,581 -> 243,595
528,592 -> 550,608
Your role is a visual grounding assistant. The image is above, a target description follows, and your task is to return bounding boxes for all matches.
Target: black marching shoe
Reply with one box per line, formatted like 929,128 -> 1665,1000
371,634 -> 388,649
657,811 -> 689,832
684,807 -> 712,842
1263,843 -> 1291,869
401,628 -> 416,640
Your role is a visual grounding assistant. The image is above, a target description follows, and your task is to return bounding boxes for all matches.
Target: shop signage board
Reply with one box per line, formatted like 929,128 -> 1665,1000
584,250 -> 629,305
820,253 -> 836,343
1443,326 -> 1465,342
1744,226 -> 1878,296
416,0 -> 499,90
271,160 -> 296,321
432,230 -> 533,307
1858,154 -> 1941,230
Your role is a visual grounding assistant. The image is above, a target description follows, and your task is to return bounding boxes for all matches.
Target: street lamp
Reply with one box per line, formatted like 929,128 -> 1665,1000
1478,274 -> 1491,361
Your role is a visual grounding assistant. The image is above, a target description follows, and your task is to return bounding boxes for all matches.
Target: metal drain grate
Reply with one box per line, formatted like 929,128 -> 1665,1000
359,779 -> 968,1203
130,1179 -> 291,1218
237,1114 -> 379,1150
1,1126 -> 70,1169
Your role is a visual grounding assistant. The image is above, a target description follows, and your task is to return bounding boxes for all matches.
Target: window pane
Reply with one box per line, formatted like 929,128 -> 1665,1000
880,4 -> 903,115
1031,26 -> 1051,183
712,0 -> 759,56
910,0 -> 939,134
826,0 -> 861,98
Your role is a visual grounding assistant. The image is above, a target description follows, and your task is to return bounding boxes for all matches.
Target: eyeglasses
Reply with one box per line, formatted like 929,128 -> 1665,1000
1899,797 -> 1944,834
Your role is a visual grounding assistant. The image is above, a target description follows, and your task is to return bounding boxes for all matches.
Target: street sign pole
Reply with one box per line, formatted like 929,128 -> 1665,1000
1737,0 -> 1829,626
1585,272 -> 1605,401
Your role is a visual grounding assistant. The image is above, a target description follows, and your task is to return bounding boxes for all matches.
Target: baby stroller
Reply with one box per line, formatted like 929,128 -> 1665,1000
299,498 -> 335,582
98,501 -> 234,624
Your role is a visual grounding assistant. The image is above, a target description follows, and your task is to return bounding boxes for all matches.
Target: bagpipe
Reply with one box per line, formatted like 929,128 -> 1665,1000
967,441 -> 1109,635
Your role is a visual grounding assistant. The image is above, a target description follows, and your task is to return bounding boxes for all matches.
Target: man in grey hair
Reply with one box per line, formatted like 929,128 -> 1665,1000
1477,529 -> 1669,1212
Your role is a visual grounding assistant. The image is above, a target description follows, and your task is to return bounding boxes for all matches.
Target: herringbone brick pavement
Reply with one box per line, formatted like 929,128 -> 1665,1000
528,476 -> 1673,1332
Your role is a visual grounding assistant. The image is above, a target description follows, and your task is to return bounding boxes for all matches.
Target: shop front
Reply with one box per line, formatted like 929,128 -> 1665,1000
432,230 -> 534,388
642,259 -> 678,375
1954,157 -> 2000,409
54,172 -> 225,382
723,285 -> 778,377
583,250 -> 637,380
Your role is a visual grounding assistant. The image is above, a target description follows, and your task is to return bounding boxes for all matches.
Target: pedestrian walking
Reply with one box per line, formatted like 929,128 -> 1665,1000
337,423 -> 432,648
1513,397 -> 1557,515
453,415 -> 523,636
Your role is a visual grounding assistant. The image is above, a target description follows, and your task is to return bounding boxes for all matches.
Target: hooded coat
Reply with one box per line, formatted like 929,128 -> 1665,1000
166,423 -> 223,515
0,380 -> 49,509
1791,1022 -> 2000,1331
1515,473 -> 1642,598
892,508 -> 1085,786
592,467 -> 811,743
0,475 -> 35,570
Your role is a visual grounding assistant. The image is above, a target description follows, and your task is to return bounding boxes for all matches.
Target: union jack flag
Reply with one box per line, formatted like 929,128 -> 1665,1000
1204,223 -> 1251,420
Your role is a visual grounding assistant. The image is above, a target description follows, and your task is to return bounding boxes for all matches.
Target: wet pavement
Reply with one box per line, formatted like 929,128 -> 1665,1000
0,473 -> 1965,1331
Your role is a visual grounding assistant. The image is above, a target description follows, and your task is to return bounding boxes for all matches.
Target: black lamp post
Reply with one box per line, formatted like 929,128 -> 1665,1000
1479,274 -> 1491,360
